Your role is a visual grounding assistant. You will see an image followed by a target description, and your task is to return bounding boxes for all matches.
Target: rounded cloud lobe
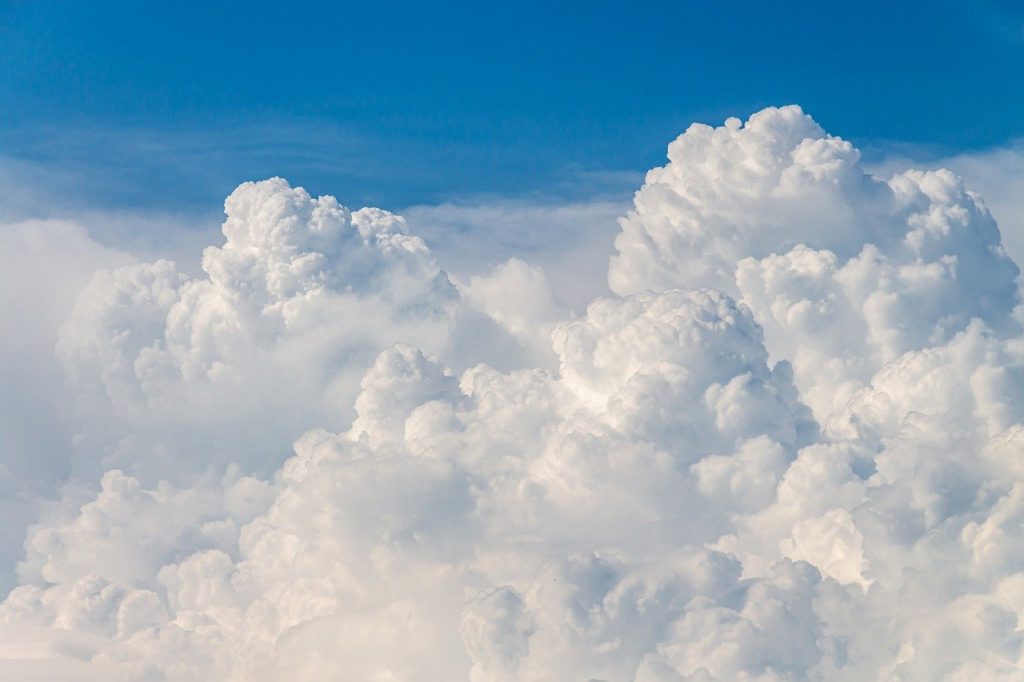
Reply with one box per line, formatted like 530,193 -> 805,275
4,106 -> 1024,680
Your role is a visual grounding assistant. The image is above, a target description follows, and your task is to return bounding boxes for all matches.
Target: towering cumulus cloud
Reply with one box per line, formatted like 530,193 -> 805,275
55,178 -> 459,479
609,106 -> 1019,419
4,106 -> 1024,680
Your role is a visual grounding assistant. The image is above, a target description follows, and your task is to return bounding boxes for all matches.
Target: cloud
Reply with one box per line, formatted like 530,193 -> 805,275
54,178 -> 462,481
879,140 -> 1024,275
4,106 -> 1024,680
610,105 -> 1020,421
462,258 -> 566,367
404,195 -> 628,311
5,287 -> 817,680
0,218 -> 133,590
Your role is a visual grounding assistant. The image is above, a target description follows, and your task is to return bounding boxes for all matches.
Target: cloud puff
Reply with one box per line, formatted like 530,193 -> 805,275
5,106 -> 1024,680
610,105 -> 1019,420
872,139 -> 1024,272
55,178 -> 461,480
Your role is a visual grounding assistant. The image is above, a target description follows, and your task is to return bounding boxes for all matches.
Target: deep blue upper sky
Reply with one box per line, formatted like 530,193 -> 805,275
2,0 -> 1023,211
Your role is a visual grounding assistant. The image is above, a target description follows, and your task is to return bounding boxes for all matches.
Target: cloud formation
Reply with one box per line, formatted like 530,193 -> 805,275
4,106 -> 1024,680
0,218 -> 133,589
610,106 -> 1019,419
55,178 -> 460,480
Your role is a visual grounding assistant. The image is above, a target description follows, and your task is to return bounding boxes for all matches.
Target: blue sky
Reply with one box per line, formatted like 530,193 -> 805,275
2,0 -> 1024,212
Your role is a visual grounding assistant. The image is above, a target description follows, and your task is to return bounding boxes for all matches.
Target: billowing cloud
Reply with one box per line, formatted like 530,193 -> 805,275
870,139 -> 1024,273
54,177 -> 461,480
0,218 -> 133,589
610,105 -> 1019,420
4,106 -> 1024,680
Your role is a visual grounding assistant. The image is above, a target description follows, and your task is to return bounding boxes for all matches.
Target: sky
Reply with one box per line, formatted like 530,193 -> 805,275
6,3 -> 1024,680
2,0 -> 1024,214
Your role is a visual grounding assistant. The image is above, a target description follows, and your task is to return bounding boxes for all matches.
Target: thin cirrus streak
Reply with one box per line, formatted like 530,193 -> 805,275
2,105 -> 1024,680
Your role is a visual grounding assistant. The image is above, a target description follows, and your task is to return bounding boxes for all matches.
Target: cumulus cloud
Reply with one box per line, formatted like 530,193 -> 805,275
55,177 -> 462,480
404,196 -> 627,311
870,139 -> 1024,273
4,105 -> 1024,680
610,105 -> 1019,420
5,288 -> 817,680
462,258 -> 566,367
0,219 -> 132,589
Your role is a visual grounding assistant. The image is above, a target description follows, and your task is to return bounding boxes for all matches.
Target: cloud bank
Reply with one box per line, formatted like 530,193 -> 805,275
3,105 -> 1024,680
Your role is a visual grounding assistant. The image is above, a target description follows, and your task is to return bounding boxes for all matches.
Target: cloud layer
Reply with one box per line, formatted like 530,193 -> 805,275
4,106 -> 1024,680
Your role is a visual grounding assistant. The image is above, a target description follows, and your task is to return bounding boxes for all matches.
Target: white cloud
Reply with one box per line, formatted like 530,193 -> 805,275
869,140 -> 1024,274
54,178 -> 462,481
461,258 -> 567,368
4,287 -> 817,680
610,105 -> 1019,421
404,197 -> 627,311
0,219 -> 133,590
4,106 -> 1024,679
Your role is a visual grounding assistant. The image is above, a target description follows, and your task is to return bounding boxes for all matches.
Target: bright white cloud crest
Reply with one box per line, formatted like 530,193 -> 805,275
3,105 -> 1024,680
